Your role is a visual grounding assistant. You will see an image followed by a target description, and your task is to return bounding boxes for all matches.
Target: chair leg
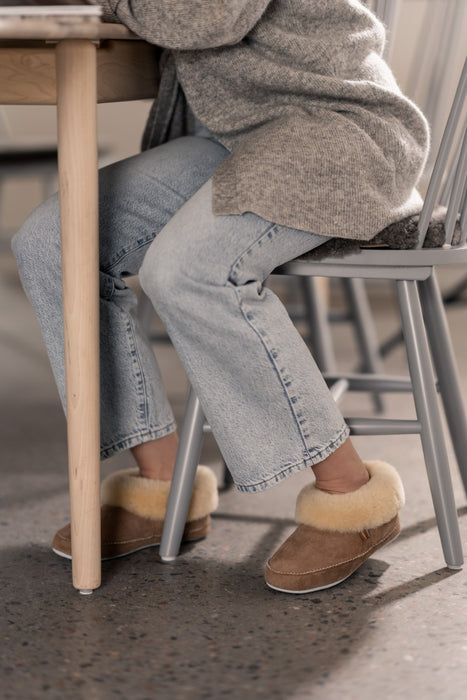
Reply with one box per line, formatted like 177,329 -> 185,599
397,279 -> 463,569
343,278 -> 385,412
299,276 -> 337,372
418,273 -> 467,495
159,387 -> 206,562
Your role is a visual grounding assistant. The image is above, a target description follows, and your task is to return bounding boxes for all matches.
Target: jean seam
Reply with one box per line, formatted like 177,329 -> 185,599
228,222 -> 278,284
99,273 -> 116,300
102,234 -> 157,275
125,315 -> 151,430
234,285 -> 314,453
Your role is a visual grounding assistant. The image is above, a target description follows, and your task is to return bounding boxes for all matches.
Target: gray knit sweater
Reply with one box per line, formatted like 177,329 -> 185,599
99,0 -> 429,241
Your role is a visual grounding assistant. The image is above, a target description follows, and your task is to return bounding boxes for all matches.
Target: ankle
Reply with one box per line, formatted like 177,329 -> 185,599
311,438 -> 369,494
315,470 -> 369,495
131,433 -> 179,481
138,464 -> 174,481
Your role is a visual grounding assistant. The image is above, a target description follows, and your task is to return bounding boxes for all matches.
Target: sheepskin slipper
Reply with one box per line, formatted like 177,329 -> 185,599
52,465 -> 219,560
265,460 -> 404,594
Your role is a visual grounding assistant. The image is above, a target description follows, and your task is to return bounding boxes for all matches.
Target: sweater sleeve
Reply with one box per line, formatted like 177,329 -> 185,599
97,1 -> 272,49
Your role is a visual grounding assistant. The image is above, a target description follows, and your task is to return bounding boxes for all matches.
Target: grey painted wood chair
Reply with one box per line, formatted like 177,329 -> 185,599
159,59 -> 467,572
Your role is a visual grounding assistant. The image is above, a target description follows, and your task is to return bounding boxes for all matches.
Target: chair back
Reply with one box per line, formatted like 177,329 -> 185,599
417,59 -> 467,248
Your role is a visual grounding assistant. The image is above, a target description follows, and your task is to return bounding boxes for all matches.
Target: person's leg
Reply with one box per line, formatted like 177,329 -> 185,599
12,135 -> 229,469
12,136 -> 228,559
139,179 -> 404,591
312,439 -> 369,493
140,179 -> 353,491
132,432 -> 179,480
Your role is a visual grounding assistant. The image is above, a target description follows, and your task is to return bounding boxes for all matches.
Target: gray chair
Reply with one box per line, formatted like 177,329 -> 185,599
159,59 -> 467,572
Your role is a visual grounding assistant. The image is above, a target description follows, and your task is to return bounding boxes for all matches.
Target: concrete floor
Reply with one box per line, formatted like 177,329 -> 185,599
1,248 -> 467,700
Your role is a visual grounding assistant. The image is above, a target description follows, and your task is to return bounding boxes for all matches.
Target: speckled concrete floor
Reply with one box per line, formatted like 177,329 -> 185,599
1,250 -> 466,700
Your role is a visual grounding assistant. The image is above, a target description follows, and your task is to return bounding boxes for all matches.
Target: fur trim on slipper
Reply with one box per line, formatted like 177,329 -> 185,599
295,460 -> 405,533
101,465 -> 219,522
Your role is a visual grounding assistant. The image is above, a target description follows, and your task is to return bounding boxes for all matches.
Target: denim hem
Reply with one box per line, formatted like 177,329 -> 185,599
100,422 -> 177,460
234,423 -> 350,493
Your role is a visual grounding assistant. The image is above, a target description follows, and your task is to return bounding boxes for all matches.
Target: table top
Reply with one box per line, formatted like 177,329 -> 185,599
0,16 -> 159,104
0,17 -> 140,42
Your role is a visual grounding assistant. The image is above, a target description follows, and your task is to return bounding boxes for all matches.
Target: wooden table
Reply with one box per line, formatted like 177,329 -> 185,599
0,15 -> 159,593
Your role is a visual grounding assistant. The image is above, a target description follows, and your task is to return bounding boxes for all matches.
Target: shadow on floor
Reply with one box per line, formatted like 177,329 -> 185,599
2,519 -> 461,700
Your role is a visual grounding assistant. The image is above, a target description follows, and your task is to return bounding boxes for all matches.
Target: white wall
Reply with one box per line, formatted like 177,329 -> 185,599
390,0 -> 466,160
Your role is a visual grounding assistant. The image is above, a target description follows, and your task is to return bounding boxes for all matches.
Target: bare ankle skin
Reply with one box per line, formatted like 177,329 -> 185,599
131,432 -> 179,481
130,434 -> 368,492
312,438 -> 369,494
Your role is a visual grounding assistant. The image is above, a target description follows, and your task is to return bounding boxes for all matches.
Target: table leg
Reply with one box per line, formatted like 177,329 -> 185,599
55,39 -> 101,593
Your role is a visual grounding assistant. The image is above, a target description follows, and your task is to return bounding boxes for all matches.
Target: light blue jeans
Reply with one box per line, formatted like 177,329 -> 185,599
12,132 -> 349,492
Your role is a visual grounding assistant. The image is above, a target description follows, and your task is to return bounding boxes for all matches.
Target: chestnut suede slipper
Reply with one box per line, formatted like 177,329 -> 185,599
265,460 -> 404,594
52,465 -> 218,560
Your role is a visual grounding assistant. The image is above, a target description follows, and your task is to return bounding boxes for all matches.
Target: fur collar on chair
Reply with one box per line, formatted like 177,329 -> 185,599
302,207 -> 461,261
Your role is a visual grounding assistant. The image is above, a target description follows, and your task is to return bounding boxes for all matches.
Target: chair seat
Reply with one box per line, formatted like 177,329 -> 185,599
279,243 -> 467,281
